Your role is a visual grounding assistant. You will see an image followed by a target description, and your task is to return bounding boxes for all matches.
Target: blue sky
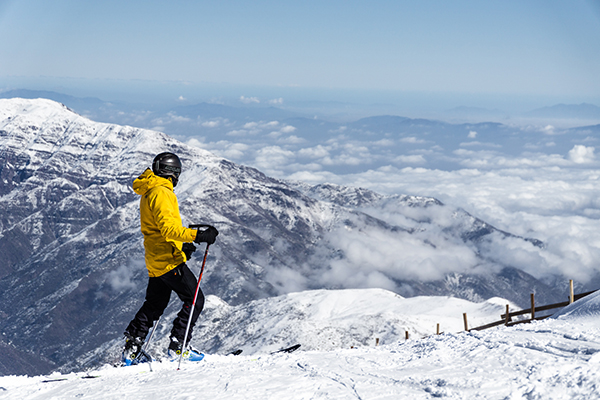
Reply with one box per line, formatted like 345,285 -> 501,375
0,0 -> 599,102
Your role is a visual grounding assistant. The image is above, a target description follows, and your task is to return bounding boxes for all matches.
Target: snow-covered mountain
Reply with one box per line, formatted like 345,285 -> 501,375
0,98 -> 557,375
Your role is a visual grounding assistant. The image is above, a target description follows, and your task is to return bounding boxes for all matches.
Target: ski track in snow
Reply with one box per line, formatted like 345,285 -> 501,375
2,316 -> 600,399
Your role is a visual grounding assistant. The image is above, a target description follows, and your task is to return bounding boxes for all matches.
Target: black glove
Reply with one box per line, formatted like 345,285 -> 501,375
194,225 -> 219,245
182,242 -> 196,260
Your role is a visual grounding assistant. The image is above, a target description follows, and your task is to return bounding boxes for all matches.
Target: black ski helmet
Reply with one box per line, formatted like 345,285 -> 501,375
152,152 -> 182,187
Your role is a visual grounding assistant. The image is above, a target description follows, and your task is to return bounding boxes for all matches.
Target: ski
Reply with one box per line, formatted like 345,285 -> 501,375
169,349 -> 205,363
42,378 -> 68,383
42,375 -> 101,383
270,344 -> 301,354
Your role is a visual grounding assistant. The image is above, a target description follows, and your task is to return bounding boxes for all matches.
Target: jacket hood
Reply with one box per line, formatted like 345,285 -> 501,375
133,168 -> 173,195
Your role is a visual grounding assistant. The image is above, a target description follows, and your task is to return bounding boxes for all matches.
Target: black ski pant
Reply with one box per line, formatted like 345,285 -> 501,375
125,263 -> 204,345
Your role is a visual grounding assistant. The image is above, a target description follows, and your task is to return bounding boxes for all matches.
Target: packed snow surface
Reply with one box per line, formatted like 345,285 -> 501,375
2,290 -> 600,399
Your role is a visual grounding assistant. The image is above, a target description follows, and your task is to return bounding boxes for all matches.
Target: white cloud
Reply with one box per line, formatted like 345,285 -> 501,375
202,120 -> 221,128
569,145 -> 595,164
279,135 -> 305,144
326,143 -> 373,166
394,155 -> 426,164
468,131 -> 478,138
280,125 -> 296,133
167,112 -> 191,123
187,138 -> 205,148
240,96 -> 260,104
254,146 -> 296,172
151,112 -> 191,127
219,142 -> 250,159
269,98 -> 284,105
106,261 -> 141,292
453,149 -> 570,169
193,140 -> 250,160
459,141 -> 502,148
328,126 -> 347,133
373,139 -> 394,146
299,145 -> 330,159
400,137 -> 427,144
301,211 -> 483,289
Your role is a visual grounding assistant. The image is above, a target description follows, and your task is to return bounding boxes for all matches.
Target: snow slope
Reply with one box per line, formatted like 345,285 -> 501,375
185,288 -> 519,355
2,290 -> 600,399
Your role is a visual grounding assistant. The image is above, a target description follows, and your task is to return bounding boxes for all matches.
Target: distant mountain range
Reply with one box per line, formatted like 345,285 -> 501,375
525,103 -> 600,120
444,106 -> 508,120
3,88 -> 599,125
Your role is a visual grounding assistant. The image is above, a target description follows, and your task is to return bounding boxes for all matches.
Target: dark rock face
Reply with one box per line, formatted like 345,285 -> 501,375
0,99 -> 556,375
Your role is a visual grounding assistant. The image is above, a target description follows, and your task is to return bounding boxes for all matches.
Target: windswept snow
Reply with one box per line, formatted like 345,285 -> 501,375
2,290 -> 600,399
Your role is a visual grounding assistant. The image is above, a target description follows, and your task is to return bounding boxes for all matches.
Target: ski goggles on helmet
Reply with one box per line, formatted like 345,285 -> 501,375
161,164 -> 181,179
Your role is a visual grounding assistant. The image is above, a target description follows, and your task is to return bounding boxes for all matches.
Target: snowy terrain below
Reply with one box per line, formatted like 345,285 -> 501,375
2,290 -> 600,399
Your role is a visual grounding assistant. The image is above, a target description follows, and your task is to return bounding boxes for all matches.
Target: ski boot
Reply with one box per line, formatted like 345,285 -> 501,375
122,334 -> 149,366
167,337 -> 205,362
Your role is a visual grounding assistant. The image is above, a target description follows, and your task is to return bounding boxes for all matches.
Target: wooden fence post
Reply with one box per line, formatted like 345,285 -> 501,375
375,338 -> 379,346
405,331 -> 409,340
436,323 -> 440,335
463,313 -> 469,331
505,304 -> 510,325
570,280 -> 574,304
531,293 -> 535,320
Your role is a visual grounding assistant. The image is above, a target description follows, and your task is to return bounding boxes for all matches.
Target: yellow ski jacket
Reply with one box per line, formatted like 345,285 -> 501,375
132,168 -> 197,277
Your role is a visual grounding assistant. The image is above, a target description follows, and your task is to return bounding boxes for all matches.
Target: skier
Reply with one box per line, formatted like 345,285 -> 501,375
122,152 -> 219,364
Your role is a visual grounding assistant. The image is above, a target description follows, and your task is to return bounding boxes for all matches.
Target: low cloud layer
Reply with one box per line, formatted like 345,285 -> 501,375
336,166 -> 600,285
182,114 -> 600,286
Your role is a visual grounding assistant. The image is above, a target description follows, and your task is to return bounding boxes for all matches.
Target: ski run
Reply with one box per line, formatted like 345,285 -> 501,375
3,289 -> 600,399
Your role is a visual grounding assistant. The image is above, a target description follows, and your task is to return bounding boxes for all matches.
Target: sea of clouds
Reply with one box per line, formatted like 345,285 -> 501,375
180,112 -> 600,288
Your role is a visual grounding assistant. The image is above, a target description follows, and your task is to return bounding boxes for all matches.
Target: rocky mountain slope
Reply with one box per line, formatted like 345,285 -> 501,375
0,98 -> 557,375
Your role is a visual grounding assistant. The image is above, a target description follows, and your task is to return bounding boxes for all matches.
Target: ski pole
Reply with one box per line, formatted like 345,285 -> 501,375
177,242 -> 210,370
145,315 -> 161,350
133,315 -> 161,371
